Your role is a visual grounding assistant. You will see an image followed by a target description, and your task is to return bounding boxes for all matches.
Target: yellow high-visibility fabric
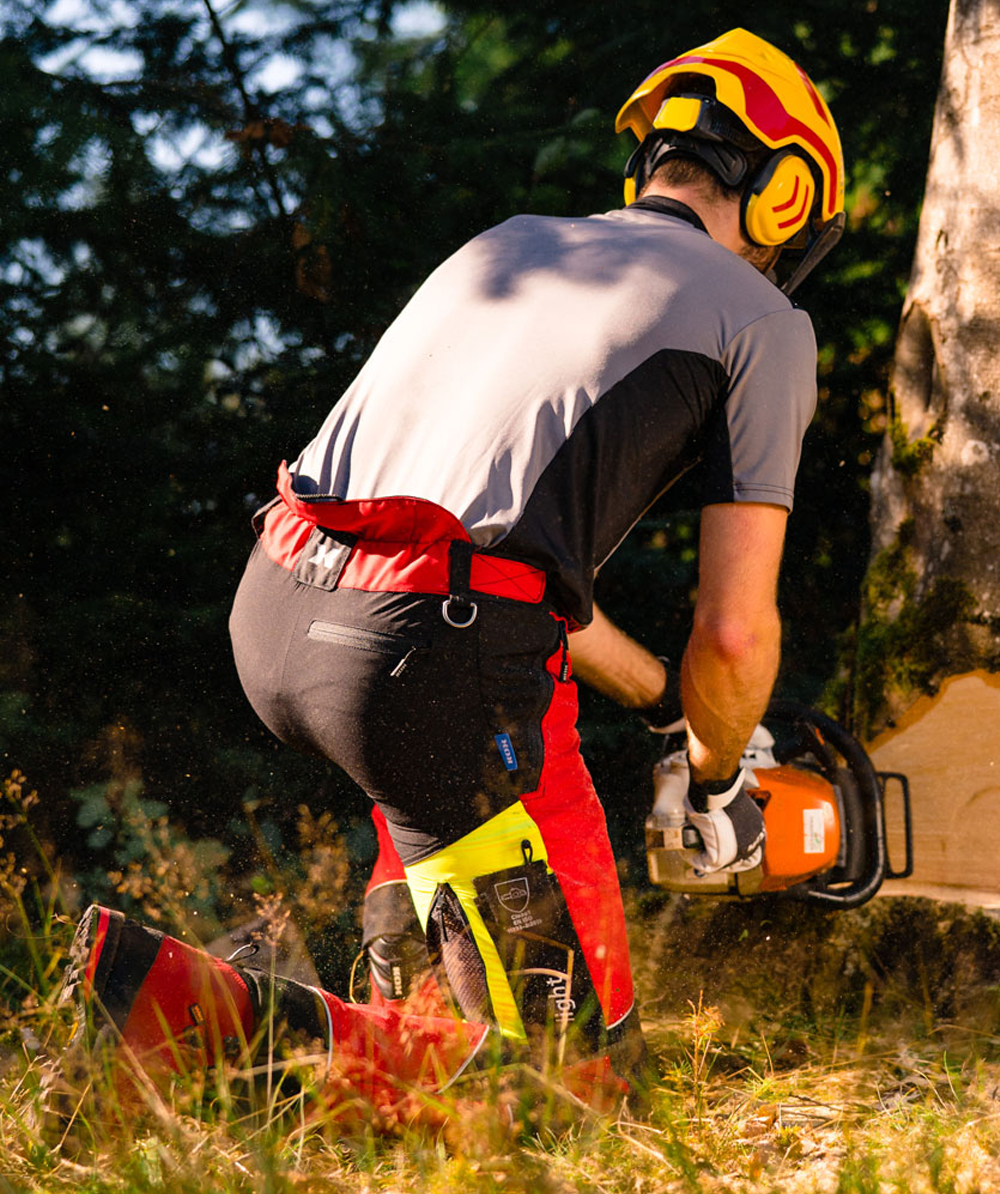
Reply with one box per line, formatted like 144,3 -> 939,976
404,801 -> 549,1041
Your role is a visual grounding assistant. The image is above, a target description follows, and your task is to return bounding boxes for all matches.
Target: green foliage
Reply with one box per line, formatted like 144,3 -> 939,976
72,778 -> 168,853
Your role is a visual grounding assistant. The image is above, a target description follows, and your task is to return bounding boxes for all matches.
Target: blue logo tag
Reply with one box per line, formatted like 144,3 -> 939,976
494,733 -> 518,772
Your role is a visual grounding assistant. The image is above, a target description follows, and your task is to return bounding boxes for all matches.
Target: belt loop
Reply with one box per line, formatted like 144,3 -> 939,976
442,540 -> 478,628
250,495 -> 281,539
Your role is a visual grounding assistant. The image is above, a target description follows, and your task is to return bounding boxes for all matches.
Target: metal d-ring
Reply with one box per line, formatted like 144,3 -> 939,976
441,596 -> 478,628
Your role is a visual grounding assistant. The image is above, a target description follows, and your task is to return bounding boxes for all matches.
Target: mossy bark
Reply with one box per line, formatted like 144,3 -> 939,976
853,0 -> 1000,733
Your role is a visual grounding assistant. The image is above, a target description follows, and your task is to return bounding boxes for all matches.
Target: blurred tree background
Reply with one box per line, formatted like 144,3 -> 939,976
0,0 -> 950,949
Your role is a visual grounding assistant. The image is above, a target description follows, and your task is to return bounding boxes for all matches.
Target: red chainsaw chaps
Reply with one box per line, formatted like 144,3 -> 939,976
311,992 -> 489,1121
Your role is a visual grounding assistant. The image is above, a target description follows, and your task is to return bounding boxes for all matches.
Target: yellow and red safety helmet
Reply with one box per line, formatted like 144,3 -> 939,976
616,28 -> 846,293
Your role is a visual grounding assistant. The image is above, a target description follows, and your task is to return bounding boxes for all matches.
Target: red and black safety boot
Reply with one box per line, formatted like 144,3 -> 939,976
58,904 -> 495,1132
60,904 -> 257,1081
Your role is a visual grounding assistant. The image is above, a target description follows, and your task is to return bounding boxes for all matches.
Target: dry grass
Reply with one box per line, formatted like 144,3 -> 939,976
8,1016 -> 1000,1193
3,771 -> 1000,1192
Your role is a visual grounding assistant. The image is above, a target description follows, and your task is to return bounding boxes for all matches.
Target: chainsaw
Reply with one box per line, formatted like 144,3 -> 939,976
645,701 -> 913,908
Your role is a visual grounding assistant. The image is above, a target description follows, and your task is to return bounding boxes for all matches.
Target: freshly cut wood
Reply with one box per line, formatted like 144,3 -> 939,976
867,670 -> 1000,902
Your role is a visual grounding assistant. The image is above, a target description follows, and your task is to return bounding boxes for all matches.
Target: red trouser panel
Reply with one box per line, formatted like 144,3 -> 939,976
522,644 -> 635,1030
315,987 -> 624,1116
366,805 -> 407,892
316,990 -> 488,1114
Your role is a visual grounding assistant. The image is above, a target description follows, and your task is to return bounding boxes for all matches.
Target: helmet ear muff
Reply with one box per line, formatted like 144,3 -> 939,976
622,142 -> 644,205
742,150 -> 816,246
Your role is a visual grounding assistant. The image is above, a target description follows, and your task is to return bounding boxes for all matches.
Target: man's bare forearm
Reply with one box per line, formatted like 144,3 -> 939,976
681,602 -> 781,781
681,502 -> 787,782
567,505 -> 784,780
568,603 -> 669,708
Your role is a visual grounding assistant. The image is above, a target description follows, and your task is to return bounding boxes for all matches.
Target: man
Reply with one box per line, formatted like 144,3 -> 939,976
230,28 -> 845,1106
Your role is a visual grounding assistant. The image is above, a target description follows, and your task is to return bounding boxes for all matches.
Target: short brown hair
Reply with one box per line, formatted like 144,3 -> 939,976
639,154 -> 742,203
638,73 -> 768,203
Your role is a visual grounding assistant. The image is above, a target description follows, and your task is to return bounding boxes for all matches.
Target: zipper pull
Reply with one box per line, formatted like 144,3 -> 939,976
391,646 -> 418,678
557,620 -> 570,683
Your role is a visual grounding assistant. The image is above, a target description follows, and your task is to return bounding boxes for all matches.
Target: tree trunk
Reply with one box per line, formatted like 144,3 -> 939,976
858,0 -> 1000,734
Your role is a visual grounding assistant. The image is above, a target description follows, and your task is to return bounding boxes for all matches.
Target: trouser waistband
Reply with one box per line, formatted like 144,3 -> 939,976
254,461 -> 548,607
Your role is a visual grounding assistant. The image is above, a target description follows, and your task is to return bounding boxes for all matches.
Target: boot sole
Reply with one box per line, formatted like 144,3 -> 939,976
59,905 -> 126,1015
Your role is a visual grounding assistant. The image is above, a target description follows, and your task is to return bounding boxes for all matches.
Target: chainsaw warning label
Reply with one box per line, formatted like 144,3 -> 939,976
802,808 -> 826,854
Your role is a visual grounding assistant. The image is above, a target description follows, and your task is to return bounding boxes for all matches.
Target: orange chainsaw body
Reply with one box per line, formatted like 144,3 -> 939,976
753,765 -> 841,891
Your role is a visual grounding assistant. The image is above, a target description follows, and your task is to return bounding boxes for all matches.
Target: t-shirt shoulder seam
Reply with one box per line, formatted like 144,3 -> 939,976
721,304 -> 810,354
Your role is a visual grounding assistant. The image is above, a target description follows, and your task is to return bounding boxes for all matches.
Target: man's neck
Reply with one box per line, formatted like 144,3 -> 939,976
640,182 -> 744,255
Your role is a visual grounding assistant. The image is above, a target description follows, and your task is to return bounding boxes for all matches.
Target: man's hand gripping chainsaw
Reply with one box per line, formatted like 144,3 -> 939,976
654,724 -> 775,875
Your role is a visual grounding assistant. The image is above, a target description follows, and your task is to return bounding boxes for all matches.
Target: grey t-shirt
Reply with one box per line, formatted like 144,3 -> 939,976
291,204 -> 817,624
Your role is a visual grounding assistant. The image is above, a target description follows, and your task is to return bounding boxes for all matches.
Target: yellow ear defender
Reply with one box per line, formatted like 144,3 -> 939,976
742,151 -> 816,246
623,171 -> 638,207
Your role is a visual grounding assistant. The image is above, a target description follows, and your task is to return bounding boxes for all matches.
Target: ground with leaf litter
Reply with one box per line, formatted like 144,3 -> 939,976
627,891 -> 1000,1192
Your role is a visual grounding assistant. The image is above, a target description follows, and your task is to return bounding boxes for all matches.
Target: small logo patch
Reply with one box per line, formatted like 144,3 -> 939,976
494,877 -> 530,913
308,544 -> 343,569
494,733 -> 518,771
803,808 -> 826,855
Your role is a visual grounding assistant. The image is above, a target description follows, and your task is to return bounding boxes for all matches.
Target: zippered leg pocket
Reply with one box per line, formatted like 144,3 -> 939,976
306,620 -> 430,677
